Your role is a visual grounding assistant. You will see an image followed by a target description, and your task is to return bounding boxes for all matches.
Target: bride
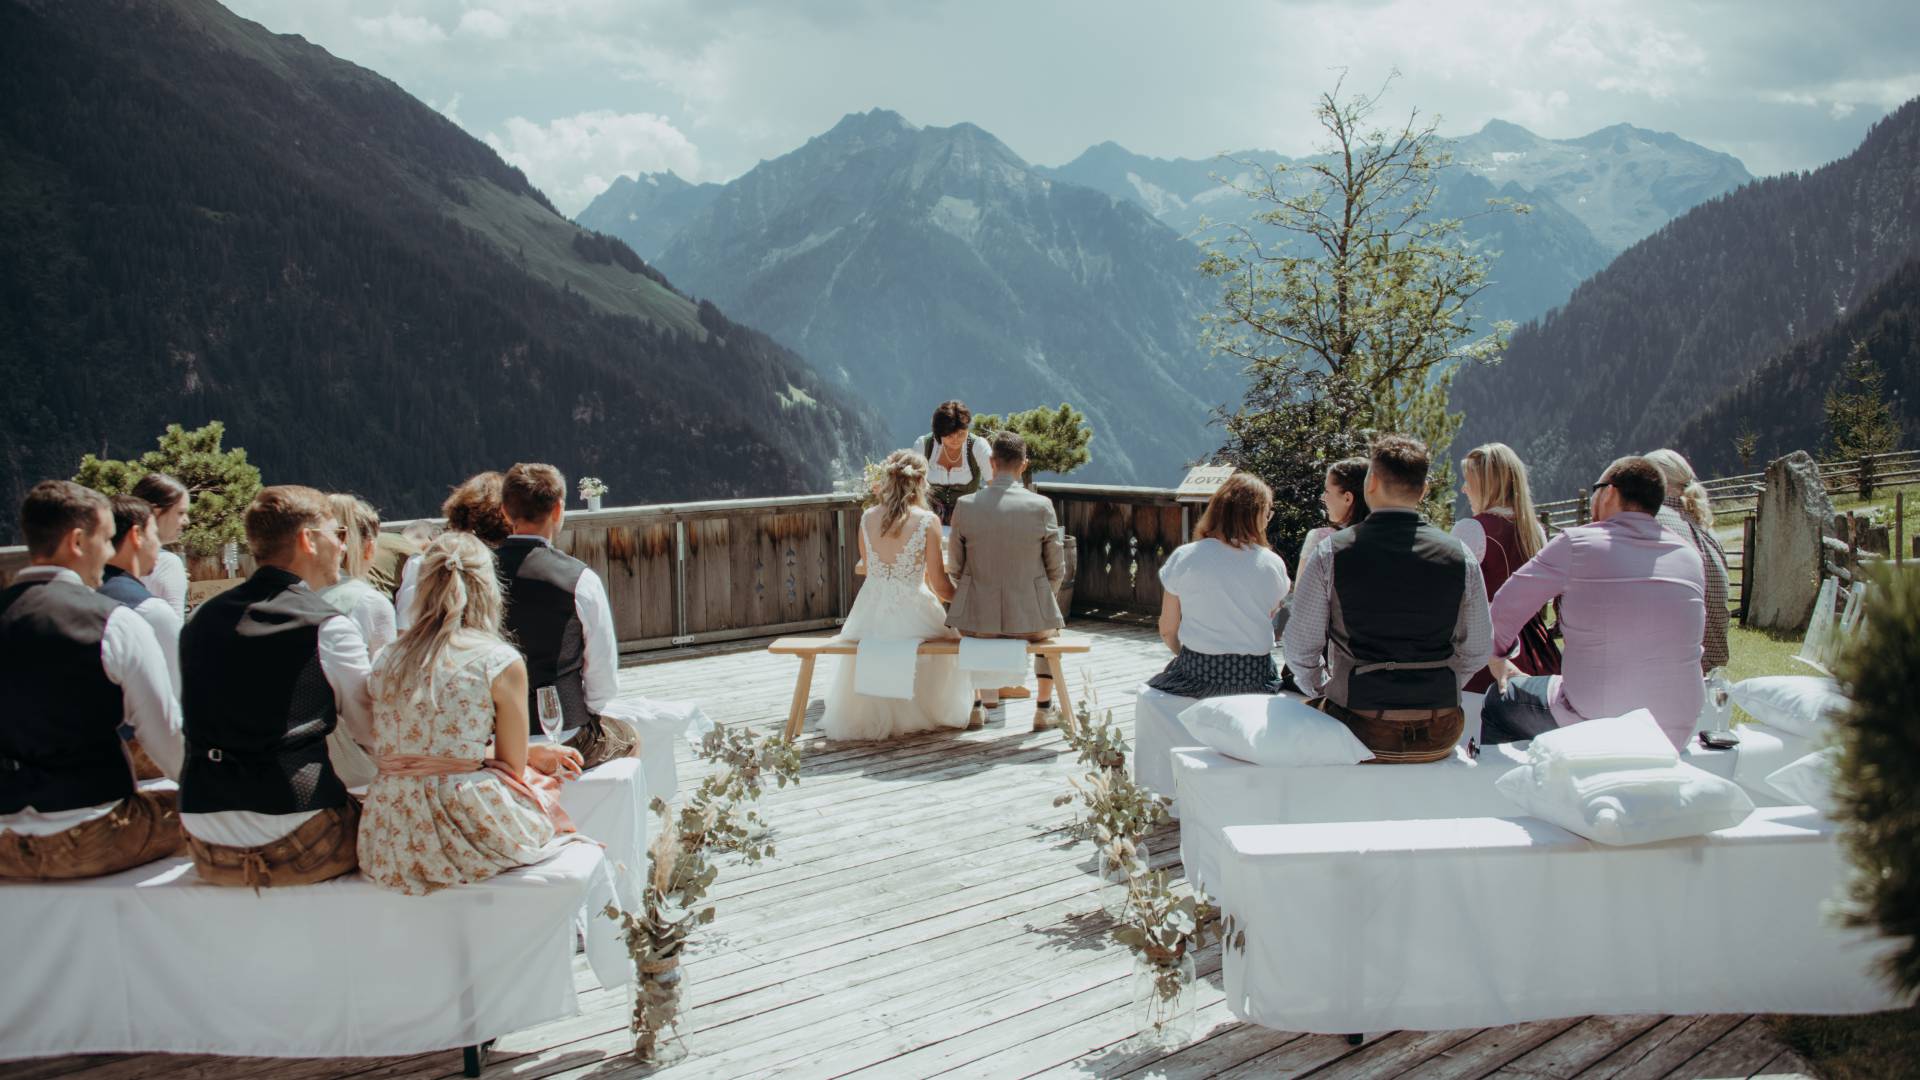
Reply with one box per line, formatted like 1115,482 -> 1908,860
820,450 -> 974,739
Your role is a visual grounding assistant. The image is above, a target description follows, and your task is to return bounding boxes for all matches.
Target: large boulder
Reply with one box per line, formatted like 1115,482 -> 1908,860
1750,451 -> 1835,631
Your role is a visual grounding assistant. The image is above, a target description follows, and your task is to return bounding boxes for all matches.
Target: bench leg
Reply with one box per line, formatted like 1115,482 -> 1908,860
463,1039 -> 495,1076
784,654 -> 817,742
1045,653 -> 1077,737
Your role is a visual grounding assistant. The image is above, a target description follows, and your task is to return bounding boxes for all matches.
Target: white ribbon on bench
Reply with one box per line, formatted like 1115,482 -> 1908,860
956,637 -> 1029,689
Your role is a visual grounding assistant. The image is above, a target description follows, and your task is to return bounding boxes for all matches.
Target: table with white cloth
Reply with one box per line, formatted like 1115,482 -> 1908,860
1219,806 -> 1905,1033
0,843 -> 630,1061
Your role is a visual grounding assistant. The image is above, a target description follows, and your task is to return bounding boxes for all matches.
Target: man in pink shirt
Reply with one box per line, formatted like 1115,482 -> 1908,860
1483,456 -> 1707,749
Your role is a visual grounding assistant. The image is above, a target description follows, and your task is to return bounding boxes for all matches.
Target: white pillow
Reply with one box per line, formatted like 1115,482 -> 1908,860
1525,710 -> 1677,778
1495,761 -> 1755,846
1177,694 -> 1372,767
1766,747 -> 1841,815
1729,676 -> 1846,738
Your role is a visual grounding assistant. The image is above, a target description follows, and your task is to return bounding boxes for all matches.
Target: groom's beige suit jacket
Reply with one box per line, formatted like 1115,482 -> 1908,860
945,476 -> 1067,636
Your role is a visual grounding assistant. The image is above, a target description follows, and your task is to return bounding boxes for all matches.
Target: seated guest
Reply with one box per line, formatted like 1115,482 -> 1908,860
1483,457 -> 1707,749
177,486 -> 375,888
397,472 -> 510,633
1149,473 -> 1291,698
100,494 -> 183,696
497,463 -> 640,769
1645,448 -> 1730,673
318,494 -> 398,659
365,524 -> 422,602
1299,457 -> 1371,566
132,473 -> 191,620
1,482 -> 184,880
1451,443 -> 1560,695
1283,435 -> 1492,763
360,532 -> 575,895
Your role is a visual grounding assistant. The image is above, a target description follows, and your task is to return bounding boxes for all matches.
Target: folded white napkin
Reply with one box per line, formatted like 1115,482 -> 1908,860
854,638 -> 922,700
957,637 -> 1030,690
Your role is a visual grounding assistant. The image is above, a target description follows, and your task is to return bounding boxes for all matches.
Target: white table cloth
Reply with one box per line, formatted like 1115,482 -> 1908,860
598,696 -> 710,805
0,844 -> 628,1060
558,755 -> 648,909
1132,685 -> 1199,802
1219,806 -> 1904,1033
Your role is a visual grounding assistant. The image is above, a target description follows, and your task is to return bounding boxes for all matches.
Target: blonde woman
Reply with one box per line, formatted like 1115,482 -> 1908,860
358,532 -> 575,896
1454,443 -> 1560,694
1646,448 -> 1730,671
318,494 -> 397,659
819,450 -> 972,740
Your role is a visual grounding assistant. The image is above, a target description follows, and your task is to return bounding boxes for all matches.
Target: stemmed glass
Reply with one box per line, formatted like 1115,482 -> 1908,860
536,686 -> 565,745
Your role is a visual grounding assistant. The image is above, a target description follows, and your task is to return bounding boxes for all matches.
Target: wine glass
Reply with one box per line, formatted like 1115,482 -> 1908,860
537,686 -> 565,745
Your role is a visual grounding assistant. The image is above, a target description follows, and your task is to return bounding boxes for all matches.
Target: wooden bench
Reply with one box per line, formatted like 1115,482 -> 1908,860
766,635 -> 1093,740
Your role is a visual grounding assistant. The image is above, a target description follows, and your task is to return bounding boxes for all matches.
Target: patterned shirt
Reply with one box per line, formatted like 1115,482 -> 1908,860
1656,501 -> 1731,672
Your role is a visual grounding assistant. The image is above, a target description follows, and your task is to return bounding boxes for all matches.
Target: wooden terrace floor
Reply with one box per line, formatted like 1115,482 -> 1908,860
3,619 -> 1816,1080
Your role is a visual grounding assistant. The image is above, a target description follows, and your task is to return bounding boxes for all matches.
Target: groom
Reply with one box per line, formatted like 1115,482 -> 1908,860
945,431 -> 1068,731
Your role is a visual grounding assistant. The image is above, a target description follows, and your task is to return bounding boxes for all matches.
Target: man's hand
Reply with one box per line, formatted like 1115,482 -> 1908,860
1488,656 -> 1519,692
528,743 -> 584,781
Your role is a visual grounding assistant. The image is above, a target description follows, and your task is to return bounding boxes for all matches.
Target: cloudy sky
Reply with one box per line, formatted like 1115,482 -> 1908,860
228,0 -> 1920,215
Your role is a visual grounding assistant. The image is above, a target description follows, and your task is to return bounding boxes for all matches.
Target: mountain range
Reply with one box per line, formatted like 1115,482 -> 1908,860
617,109 -> 1245,484
0,0 -> 882,541
1450,97 -> 1920,500
1039,120 -> 1752,327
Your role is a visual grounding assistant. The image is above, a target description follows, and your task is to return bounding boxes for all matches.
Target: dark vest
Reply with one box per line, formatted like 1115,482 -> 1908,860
0,575 -> 133,814
98,564 -> 155,609
496,537 -> 593,735
178,566 -> 346,815
1325,510 -> 1468,711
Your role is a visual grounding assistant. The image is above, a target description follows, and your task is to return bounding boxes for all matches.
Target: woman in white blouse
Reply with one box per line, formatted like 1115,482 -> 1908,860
1149,473 -> 1292,698
915,399 -> 995,525
132,473 -> 191,619
318,494 -> 399,659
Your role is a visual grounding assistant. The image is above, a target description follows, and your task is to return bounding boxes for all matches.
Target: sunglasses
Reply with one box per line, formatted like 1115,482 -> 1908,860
1590,481 -> 1613,493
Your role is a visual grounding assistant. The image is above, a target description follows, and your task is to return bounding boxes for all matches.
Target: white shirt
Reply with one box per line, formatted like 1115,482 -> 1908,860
921,434 -> 993,487
392,553 -> 422,633
320,577 -> 398,659
139,548 -> 189,620
505,534 -> 619,716
132,595 -> 184,697
179,611 -> 376,848
1159,539 -> 1292,655
0,567 -> 185,837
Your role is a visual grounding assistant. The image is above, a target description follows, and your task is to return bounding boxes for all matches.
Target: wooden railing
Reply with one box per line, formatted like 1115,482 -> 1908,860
0,484 -> 1203,651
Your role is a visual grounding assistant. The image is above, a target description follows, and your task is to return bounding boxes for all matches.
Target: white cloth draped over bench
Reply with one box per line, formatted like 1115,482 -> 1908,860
0,844 -> 628,1059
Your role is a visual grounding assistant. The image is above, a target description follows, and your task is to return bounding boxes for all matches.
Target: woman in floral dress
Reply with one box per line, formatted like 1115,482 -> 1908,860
358,531 -> 574,895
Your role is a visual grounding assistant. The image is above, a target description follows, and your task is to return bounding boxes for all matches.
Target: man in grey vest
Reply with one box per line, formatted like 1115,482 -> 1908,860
945,431 -> 1068,730
1283,434 -> 1492,762
1,481 -> 184,880
497,463 -> 633,772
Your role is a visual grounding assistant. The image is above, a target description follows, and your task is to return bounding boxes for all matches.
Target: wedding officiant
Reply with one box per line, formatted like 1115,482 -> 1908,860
916,400 -> 994,525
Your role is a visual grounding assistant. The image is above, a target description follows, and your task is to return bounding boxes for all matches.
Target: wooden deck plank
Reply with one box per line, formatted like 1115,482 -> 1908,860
4,620 -> 1790,1080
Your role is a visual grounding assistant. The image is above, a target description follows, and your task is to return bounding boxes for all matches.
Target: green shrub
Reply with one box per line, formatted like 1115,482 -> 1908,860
970,403 -> 1093,486
1832,569 -> 1920,1002
73,422 -> 262,557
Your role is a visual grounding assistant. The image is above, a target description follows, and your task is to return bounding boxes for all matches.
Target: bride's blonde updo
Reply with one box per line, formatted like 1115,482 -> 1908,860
874,449 -> 930,537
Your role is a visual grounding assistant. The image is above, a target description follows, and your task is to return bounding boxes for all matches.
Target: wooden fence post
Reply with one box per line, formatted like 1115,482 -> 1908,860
1740,514 -> 1756,627
1898,491 -> 1906,568
1859,455 -> 1875,501
1576,489 -> 1590,526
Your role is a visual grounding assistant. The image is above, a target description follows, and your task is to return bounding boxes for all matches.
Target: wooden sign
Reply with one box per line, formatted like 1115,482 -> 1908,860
1175,464 -> 1236,501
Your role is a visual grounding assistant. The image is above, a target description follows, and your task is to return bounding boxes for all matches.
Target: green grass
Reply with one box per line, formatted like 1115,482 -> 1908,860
1725,625 -> 1920,1076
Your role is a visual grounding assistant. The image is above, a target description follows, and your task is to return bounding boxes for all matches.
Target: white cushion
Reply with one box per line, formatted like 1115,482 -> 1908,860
1177,694 -> 1372,767
1524,710 -> 1677,778
1730,676 -> 1846,738
1495,761 -> 1755,846
1766,748 -> 1841,815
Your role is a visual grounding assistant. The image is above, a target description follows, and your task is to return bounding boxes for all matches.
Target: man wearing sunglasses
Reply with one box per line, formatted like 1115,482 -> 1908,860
1482,456 -> 1707,750
176,486 -> 376,887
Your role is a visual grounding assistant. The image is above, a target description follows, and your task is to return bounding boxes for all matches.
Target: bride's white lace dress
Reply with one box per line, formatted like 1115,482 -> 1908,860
820,506 -> 972,740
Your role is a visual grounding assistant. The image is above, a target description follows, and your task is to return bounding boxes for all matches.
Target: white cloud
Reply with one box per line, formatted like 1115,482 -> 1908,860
456,9 -> 511,40
482,110 -> 704,215
350,12 -> 447,45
